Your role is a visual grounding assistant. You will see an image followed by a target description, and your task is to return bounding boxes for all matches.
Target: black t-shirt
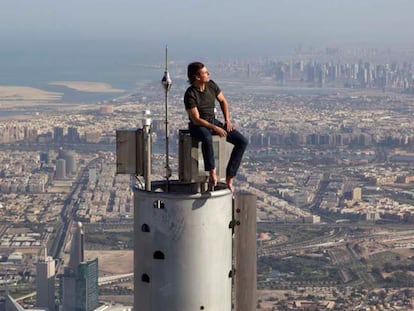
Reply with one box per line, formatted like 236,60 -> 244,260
184,80 -> 221,120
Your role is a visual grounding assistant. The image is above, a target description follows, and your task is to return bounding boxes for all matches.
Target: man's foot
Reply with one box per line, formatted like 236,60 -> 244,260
209,169 -> 218,189
226,176 -> 234,192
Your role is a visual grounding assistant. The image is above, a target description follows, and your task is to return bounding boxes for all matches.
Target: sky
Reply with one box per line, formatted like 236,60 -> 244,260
1,0 -> 413,63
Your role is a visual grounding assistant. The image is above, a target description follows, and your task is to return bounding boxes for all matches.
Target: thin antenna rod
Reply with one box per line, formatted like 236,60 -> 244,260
165,46 -> 168,71
161,45 -> 172,191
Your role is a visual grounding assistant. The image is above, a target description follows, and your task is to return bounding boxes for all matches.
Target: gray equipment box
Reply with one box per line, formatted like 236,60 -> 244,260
116,128 -> 144,175
178,129 -> 231,183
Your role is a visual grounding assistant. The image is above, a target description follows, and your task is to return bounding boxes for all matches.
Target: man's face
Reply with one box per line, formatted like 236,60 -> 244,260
197,67 -> 210,83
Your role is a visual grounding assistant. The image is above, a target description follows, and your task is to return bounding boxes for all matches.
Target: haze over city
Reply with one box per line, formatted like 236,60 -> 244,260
1,0 -> 414,63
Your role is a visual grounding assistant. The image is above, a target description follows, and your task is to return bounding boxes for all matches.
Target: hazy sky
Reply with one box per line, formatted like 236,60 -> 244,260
1,0 -> 413,61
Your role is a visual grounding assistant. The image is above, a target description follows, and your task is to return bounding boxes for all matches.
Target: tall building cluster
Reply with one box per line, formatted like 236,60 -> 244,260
249,131 -> 377,148
5,222 -> 99,311
0,125 -> 88,145
8,222 -> 97,311
0,125 -> 38,144
55,150 -> 78,180
0,149 -> 78,195
251,58 -> 414,91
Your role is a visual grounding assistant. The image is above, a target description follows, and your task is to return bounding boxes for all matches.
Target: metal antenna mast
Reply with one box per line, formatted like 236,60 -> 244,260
161,46 -> 172,191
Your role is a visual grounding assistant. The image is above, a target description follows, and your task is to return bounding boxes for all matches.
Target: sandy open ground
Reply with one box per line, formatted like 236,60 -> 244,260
0,81 -> 124,110
49,81 -> 125,93
0,86 -> 63,107
85,250 -> 133,276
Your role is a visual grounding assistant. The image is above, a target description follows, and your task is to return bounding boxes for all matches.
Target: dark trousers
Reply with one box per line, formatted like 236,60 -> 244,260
189,119 -> 248,178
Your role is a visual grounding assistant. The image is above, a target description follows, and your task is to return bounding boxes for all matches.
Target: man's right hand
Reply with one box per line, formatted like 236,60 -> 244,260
213,125 -> 227,137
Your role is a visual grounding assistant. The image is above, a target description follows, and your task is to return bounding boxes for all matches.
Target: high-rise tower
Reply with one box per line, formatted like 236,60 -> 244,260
36,248 -> 56,311
56,158 -> 66,180
68,221 -> 84,271
134,182 -> 233,310
58,150 -> 77,176
75,258 -> 99,311
117,127 -> 257,311
116,48 -> 256,311
61,222 -> 99,311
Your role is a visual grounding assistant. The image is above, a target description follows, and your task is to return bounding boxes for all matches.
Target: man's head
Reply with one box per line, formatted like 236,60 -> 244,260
187,62 -> 210,84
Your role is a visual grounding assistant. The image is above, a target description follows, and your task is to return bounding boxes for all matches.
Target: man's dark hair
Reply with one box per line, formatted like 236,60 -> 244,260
187,62 -> 205,84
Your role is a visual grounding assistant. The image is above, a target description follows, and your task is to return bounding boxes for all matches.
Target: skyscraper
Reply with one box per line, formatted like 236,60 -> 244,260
133,182 -> 233,310
56,158 -> 66,180
54,127 -> 64,143
58,150 -> 78,176
76,258 -> 99,311
67,127 -> 80,143
36,248 -> 56,311
127,130 -> 257,310
64,152 -> 77,176
68,222 -> 84,272
115,52 -> 256,310
61,222 -> 99,311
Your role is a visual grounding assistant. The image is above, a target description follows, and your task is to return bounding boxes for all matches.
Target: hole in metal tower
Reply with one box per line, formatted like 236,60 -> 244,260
153,251 -> 165,260
141,224 -> 150,232
141,274 -> 150,283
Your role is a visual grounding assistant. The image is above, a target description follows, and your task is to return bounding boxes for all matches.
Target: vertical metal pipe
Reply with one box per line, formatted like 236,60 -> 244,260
165,91 -> 170,191
161,46 -> 172,191
233,192 -> 257,311
143,125 -> 151,191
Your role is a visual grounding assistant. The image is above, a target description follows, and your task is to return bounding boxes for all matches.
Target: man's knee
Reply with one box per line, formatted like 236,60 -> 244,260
240,135 -> 248,149
235,134 -> 248,151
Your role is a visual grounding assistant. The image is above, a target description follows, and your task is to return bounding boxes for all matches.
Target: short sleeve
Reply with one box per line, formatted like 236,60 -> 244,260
209,80 -> 221,96
184,87 -> 197,110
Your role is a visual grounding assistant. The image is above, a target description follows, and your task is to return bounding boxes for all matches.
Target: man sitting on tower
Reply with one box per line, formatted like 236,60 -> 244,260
184,61 -> 248,192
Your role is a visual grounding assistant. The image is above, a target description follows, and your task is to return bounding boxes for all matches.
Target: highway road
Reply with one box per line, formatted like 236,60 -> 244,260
49,158 -> 98,271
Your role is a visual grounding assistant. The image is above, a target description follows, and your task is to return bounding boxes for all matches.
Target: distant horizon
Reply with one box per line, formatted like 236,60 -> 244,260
2,34 -> 414,67
2,1 -> 414,105
1,36 -> 414,105
2,0 -> 414,64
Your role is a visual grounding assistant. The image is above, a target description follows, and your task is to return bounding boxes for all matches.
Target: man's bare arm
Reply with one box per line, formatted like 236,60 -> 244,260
186,107 -> 227,137
217,92 -> 234,131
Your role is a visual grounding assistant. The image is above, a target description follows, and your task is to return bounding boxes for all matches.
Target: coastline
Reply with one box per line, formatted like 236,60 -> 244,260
0,85 -> 63,108
49,81 -> 125,93
0,81 -> 127,118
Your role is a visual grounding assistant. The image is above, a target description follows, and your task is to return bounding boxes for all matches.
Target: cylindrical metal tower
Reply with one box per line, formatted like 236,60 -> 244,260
134,182 -> 233,311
